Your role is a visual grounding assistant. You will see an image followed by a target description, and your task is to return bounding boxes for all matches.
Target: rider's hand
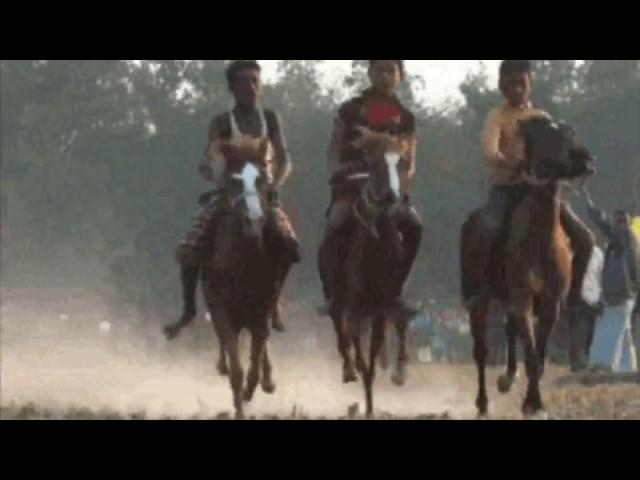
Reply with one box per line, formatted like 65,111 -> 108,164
353,126 -> 392,153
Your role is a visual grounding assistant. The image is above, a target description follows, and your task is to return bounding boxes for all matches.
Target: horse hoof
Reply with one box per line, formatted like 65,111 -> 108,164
524,410 -> 549,421
235,411 -> 246,421
343,369 -> 358,384
217,362 -> 229,377
242,389 -> 255,404
163,324 -> 181,341
261,379 -> 276,394
522,402 -> 546,419
476,412 -> 490,420
391,366 -> 407,387
497,375 -> 514,394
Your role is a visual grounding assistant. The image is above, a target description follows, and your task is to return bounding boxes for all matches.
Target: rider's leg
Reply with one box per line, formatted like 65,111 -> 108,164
466,187 -> 513,306
264,204 -> 300,332
319,201 -> 354,312
172,203 -> 220,330
560,202 -> 596,306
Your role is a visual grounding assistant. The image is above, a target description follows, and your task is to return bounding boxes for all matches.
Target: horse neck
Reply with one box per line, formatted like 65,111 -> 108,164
529,182 -> 562,247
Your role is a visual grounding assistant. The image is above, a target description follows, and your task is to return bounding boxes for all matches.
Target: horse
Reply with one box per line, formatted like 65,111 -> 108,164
460,116 -> 596,418
326,138 -> 419,418
201,156 -> 292,419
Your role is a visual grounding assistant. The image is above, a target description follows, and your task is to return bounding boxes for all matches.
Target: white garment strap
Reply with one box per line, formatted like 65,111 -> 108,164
229,108 -> 268,140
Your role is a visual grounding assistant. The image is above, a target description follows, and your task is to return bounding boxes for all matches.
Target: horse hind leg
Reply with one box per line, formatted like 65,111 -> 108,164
211,315 -> 229,376
497,314 -> 519,394
354,321 -> 366,374
261,343 -> 276,394
391,312 -> 409,387
333,308 -> 357,383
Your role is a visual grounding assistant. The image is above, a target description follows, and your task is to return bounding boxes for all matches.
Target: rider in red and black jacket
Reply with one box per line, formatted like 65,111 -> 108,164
319,60 -> 423,313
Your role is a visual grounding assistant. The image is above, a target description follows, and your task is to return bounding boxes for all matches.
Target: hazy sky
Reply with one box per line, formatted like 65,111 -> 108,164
260,60 -> 501,106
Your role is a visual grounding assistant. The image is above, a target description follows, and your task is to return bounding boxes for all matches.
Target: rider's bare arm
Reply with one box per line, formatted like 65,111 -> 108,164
268,111 -> 292,190
401,132 -> 418,180
482,109 -> 509,168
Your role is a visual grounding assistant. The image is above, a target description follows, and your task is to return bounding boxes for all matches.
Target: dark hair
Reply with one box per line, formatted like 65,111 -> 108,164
369,60 -> 405,77
226,60 -> 261,87
499,60 -> 532,79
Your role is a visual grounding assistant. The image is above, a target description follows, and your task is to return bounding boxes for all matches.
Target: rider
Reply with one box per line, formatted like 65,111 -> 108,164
319,60 -> 423,314
170,60 -> 300,337
470,59 -> 595,307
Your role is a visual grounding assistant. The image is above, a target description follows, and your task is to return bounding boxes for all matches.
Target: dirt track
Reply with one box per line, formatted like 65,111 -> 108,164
2,291 -> 639,420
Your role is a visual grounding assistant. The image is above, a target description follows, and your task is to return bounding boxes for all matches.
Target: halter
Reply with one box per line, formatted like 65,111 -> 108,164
347,151 -> 403,239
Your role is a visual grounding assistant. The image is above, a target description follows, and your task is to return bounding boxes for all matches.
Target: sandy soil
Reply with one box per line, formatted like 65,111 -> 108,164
2,290 -> 638,420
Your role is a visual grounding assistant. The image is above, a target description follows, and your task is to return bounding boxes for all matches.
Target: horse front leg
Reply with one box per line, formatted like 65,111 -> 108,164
365,315 -> 386,419
202,273 -> 229,377
244,326 -> 268,404
331,305 -> 357,384
347,310 -> 366,376
536,299 -> 561,380
211,309 -> 243,420
512,297 -> 545,418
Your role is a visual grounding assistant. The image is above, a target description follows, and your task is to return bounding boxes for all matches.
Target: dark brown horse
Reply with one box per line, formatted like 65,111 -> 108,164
326,140 -> 418,418
461,116 -> 596,418
201,157 -> 291,419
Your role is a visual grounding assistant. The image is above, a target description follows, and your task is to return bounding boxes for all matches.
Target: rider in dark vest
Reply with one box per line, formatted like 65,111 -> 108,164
169,60 -> 300,339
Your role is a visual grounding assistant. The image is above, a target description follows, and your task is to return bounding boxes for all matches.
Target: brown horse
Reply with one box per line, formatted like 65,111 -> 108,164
326,141 -> 418,418
461,116 -> 596,418
201,157 -> 291,419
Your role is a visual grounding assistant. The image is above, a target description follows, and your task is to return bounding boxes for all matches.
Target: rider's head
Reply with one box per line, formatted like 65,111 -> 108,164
499,60 -> 532,108
368,60 -> 405,96
227,60 -> 262,109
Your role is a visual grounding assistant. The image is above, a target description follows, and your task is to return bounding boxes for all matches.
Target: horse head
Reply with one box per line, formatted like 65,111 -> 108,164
351,127 -> 408,215
223,152 -> 271,244
520,116 -> 597,184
